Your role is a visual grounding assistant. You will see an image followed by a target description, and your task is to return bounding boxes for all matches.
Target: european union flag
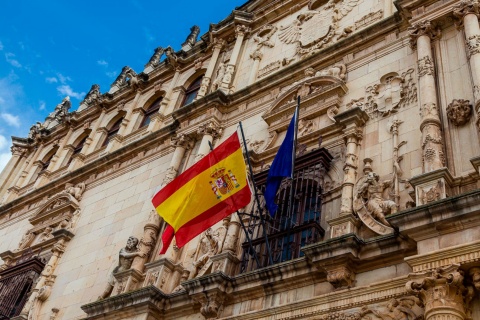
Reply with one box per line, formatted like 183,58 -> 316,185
264,110 -> 297,216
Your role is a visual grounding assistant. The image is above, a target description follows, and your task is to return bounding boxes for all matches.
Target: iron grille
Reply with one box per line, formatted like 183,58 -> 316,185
240,148 -> 332,273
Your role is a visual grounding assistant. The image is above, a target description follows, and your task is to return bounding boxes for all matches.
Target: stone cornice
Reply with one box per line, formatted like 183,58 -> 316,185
0,122 -> 178,220
388,189 -> 480,241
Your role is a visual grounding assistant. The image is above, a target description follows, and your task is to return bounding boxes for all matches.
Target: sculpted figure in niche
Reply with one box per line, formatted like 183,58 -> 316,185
38,227 -> 54,243
356,172 -> 397,226
212,62 -> 226,91
98,236 -> 145,300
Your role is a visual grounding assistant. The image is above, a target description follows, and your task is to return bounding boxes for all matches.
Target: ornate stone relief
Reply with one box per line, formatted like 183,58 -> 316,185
446,99 -> 472,126
111,66 -> 147,91
249,139 -> 266,153
278,0 -> 358,57
212,61 -> 227,91
406,264 -> 474,320
417,179 -> 443,205
417,56 -> 434,77
298,118 -> 316,136
388,116 -> 407,205
164,46 -> 179,69
81,84 -> 103,107
251,24 -> 277,59
408,20 -> 441,50
189,220 -> 228,279
466,34 -> 480,58
353,159 -> 397,235
453,0 -> 480,28
348,69 -> 417,119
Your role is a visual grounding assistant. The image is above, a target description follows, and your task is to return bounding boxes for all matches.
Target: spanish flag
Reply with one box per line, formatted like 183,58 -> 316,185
152,132 -> 251,254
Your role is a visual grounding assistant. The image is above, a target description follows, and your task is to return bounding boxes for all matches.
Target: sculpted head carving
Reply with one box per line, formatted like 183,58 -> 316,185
126,236 -> 139,251
469,267 -> 480,291
446,99 -> 472,126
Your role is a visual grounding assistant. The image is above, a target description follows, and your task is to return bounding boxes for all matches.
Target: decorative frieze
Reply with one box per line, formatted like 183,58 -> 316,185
354,10 -> 383,30
257,60 -> 282,78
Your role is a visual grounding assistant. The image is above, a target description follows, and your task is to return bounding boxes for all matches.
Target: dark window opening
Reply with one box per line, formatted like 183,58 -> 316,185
141,97 -> 162,127
181,76 -> 203,107
0,257 -> 45,319
67,136 -> 87,166
240,148 -> 333,273
102,117 -> 123,147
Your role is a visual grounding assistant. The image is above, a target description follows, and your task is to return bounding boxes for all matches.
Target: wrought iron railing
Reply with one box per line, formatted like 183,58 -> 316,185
239,147 -> 332,273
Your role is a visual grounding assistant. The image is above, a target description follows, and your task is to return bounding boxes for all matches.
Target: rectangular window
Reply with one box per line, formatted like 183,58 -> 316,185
239,148 -> 332,273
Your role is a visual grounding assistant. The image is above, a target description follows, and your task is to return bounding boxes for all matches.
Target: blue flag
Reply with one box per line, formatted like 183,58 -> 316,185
264,111 -> 297,216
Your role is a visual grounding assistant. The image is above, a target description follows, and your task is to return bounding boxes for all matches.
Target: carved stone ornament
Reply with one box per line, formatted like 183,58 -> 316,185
111,66 -> 146,90
417,56 -> 434,77
164,46 -> 178,69
171,133 -> 194,149
194,291 -> 226,319
353,159 -> 397,235
453,0 -> 480,27
406,264 -> 474,320
253,24 -> 277,49
197,121 -> 223,138
408,20 -> 441,49
361,296 -> 424,320
446,99 -> 472,126
326,265 -> 355,288
145,47 -> 164,68
183,25 -> 200,47
298,118 -> 316,136
81,84 -> 103,106
189,221 -> 228,279
212,61 -> 227,91
352,69 -> 417,119
279,0 -> 359,57
466,34 -> 480,58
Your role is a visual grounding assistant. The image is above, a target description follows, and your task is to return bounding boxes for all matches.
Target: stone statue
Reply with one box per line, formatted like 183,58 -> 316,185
82,84 -> 102,106
355,171 -> 397,226
212,62 -> 226,91
164,47 -> 178,69
98,236 -> 144,300
38,227 -> 54,243
44,96 -> 71,127
28,122 -> 46,141
63,182 -> 86,201
145,47 -> 164,68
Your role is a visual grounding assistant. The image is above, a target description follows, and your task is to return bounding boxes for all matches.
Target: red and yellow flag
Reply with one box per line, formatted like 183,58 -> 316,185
152,132 -> 251,253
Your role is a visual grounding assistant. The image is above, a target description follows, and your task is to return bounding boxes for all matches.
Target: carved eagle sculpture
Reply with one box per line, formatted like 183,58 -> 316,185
278,0 -> 358,46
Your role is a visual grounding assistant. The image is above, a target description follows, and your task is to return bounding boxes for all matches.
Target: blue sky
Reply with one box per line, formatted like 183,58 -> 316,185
0,0 -> 246,172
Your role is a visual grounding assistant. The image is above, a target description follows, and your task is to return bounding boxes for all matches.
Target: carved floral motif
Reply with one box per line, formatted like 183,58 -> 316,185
417,56 -> 434,77
446,99 -> 472,126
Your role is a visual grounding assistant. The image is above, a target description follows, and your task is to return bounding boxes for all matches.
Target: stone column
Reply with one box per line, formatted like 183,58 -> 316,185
195,121 -> 223,163
197,38 -> 225,99
328,108 -> 368,237
82,107 -> 107,155
408,20 -> 443,173
0,146 -> 27,199
162,134 -> 194,186
454,1 -> 480,132
221,214 -> 241,253
408,21 -> 454,206
220,25 -> 250,93
248,51 -> 263,85
406,265 -> 470,320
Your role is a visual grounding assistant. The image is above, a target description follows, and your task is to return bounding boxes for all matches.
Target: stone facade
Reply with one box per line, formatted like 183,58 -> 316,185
1,0 -> 480,319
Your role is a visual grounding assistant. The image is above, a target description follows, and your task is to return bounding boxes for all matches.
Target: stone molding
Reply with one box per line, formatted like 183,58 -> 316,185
408,20 -> 441,49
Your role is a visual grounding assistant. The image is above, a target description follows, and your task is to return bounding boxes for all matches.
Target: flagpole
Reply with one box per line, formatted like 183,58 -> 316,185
238,122 -> 274,266
207,140 -> 261,269
284,96 -> 300,257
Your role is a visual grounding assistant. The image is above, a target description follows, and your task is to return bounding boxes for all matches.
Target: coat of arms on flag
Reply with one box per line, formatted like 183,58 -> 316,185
210,168 -> 241,198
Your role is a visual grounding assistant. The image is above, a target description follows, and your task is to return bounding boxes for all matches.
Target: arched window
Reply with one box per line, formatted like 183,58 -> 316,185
38,153 -> 54,176
141,97 -> 162,127
67,136 -> 88,166
102,117 -> 123,147
181,76 -> 203,107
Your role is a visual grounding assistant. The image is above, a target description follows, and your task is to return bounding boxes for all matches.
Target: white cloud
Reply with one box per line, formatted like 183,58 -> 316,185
57,85 -> 85,100
0,113 -> 20,127
57,73 -> 71,84
39,101 -> 46,110
0,135 -> 7,149
97,60 -> 108,66
106,71 -> 117,78
46,77 -> 58,83
5,52 -> 22,68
